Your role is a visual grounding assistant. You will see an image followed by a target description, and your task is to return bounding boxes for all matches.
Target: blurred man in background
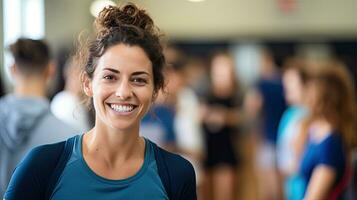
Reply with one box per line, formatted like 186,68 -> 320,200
0,38 -> 76,198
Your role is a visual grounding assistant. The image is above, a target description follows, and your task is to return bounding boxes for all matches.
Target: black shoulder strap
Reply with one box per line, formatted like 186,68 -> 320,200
152,143 -> 173,200
152,142 -> 197,200
45,136 -> 76,199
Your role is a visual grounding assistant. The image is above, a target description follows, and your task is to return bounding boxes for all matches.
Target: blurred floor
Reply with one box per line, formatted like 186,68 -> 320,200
236,133 -> 259,200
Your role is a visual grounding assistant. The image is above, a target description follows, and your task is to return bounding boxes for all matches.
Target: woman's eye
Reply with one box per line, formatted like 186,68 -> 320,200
103,75 -> 115,80
132,78 -> 147,84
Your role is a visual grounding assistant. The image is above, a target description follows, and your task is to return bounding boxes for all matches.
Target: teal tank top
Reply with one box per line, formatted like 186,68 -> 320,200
50,135 -> 168,200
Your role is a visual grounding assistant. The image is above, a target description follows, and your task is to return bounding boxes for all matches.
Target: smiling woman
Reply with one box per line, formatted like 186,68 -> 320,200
4,3 -> 197,200
85,44 -> 155,132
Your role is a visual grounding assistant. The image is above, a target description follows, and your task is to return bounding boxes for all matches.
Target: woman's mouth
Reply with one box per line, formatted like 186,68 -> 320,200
108,103 -> 137,114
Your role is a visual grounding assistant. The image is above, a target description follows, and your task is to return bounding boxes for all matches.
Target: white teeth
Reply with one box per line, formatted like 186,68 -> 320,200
110,104 -> 134,112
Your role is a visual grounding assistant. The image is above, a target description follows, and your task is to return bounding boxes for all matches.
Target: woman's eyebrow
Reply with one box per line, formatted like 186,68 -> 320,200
102,68 -> 149,76
132,71 -> 150,76
103,68 -> 119,73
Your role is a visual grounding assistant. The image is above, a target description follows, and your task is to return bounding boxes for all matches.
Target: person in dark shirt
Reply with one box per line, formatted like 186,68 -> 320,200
201,52 -> 242,200
244,49 -> 287,200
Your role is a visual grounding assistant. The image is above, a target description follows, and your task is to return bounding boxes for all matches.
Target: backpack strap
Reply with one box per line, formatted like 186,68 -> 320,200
153,142 -> 173,199
45,136 -> 76,199
152,142 -> 197,200
4,141 -> 66,199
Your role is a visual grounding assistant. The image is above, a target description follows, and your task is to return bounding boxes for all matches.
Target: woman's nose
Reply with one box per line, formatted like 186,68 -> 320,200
115,80 -> 132,100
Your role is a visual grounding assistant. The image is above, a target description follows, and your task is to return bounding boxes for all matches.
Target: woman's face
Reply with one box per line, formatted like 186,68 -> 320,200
305,81 -> 319,111
211,55 -> 235,91
84,44 -> 154,131
283,69 -> 303,105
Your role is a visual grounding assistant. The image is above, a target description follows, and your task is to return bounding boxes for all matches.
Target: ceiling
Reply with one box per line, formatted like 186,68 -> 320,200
130,0 -> 357,40
45,0 -> 357,50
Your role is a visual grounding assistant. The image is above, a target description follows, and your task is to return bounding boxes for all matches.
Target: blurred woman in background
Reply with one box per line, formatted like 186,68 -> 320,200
298,61 -> 357,200
277,59 -> 309,200
200,52 -> 242,200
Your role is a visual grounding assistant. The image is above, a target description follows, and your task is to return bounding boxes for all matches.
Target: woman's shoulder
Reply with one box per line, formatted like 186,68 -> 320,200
21,140 -> 67,168
10,137 -> 75,182
320,132 -> 344,148
28,134 -> 80,162
149,140 -> 195,174
4,140 -> 69,199
148,140 -> 197,199
161,148 -> 194,173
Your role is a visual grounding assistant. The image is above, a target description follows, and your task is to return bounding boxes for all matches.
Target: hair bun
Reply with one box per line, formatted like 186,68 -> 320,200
96,3 -> 154,33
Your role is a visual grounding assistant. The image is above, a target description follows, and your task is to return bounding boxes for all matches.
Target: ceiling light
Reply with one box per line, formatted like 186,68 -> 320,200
90,0 -> 116,17
187,0 -> 206,2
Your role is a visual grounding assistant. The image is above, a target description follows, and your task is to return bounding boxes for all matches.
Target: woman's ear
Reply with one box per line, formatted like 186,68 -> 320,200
82,72 -> 93,97
10,64 -> 17,77
152,91 -> 158,103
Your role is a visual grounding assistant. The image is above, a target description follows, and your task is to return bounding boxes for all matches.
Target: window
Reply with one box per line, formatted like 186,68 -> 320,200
2,0 -> 44,89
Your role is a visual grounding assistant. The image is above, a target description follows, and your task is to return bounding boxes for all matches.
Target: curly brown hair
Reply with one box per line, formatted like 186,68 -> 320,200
305,61 -> 357,151
76,3 -> 165,108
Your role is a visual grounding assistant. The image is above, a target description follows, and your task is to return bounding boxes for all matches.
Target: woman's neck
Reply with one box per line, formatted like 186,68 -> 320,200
310,119 -> 333,142
83,124 -> 145,167
212,85 -> 234,98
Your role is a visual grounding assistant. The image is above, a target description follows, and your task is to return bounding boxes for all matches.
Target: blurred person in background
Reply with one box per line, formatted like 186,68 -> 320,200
244,48 -> 287,200
180,57 -> 210,100
154,45 -> 204,197
140,45 -> 205,160
51,56 -> 91,133
0,38 -> 76,198
276,58 -> 309,200
297,61 -> 357,200
166,47 -> 204,196
139,45 -> 179,151
200,51 -> 242,200
140,81 -> 177,151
